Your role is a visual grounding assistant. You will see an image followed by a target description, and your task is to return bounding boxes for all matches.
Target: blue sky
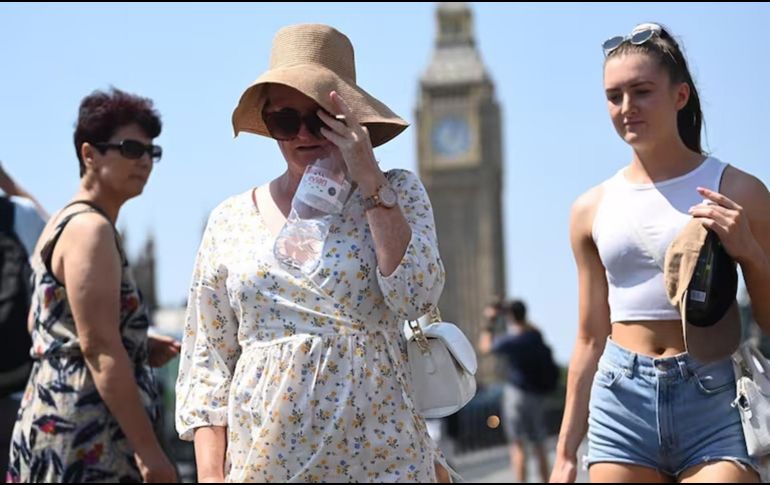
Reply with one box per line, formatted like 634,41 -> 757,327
2,3 -> 768,364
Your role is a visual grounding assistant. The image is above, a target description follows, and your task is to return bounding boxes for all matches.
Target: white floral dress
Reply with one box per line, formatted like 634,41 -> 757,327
175,169 -> 448,482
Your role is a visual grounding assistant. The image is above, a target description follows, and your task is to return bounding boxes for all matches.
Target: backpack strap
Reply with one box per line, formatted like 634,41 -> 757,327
0,197 -> 15,234
0,198 -> 27,259
40,201 -> 122,282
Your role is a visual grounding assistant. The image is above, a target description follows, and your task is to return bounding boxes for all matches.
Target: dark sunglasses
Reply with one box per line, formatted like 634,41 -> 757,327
602,23 -> 662,57
263,107 -> 332,141
93,139 -> 162,163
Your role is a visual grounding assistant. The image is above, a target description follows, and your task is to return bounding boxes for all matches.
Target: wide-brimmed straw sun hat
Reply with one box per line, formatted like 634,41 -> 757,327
232,23 -> 408,147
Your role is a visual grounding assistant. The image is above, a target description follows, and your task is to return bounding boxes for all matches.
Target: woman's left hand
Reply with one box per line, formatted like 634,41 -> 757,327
317,91 -> 383,189
147,333 -> 181,368
689,186 -> 763,265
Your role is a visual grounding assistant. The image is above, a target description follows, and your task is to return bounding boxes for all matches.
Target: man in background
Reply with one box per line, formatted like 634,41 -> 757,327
479,299 -> 557,482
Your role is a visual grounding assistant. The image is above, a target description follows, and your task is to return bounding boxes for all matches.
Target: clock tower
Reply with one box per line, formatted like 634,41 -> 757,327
416,2 -> 505,383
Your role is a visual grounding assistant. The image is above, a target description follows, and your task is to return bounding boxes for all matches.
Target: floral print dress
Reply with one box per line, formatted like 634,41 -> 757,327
7,206 -> 158,483
176,169 -> 448,482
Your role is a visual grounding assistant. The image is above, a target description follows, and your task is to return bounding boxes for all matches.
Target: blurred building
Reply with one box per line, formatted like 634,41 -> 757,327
417,2 -> 506,384
132,234 -> 158,314
126,233 -> 192,477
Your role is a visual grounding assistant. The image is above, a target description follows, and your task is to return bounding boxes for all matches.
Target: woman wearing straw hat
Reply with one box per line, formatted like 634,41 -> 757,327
175,24 -> 450,482
551,23 -> 770,483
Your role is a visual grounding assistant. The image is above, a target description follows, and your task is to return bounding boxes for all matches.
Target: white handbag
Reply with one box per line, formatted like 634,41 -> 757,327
406,308 -> 477,418
731,340 -> 770,457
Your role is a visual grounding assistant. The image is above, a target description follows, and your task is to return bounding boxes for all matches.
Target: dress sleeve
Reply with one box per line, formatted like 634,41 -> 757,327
175,207 -> 241,441
376,169 -> 445,320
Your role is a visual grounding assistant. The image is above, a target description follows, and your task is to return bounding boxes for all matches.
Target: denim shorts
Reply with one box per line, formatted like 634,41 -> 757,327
586,338 -> 759,477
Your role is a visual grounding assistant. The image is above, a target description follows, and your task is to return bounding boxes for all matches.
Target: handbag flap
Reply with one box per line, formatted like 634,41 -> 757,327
421,322 -> 478,375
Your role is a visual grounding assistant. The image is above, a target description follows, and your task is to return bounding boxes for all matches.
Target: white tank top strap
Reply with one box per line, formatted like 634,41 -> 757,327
712,158 -> 729,192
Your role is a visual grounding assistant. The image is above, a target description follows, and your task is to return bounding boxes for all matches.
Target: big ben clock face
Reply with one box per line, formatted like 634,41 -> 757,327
432,116 -> 471,159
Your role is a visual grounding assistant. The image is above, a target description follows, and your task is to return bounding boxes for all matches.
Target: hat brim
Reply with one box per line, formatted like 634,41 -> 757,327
231,64 -> 408,148
682,294 -> 741,364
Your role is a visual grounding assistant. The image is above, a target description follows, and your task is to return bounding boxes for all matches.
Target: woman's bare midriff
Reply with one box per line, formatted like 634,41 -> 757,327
611,320 -> 686,357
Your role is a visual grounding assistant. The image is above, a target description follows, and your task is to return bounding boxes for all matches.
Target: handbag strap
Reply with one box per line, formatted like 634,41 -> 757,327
408,307 -> 443,353
407,320 -> 430,352
734,346 -> 753,379
605,174 -> 666,270
735,342 -> 770,380
626,214 -> 665,271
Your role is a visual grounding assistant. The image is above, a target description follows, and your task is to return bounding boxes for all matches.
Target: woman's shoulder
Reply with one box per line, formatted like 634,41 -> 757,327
571,183 -> 606,220
721,163 -> 770,215
384,169 -> 427,197
572,167 -> 624,209
46,208 -> 120,273
568,182 -> 610,246
54,207 -> 115,246
207,189 -> 254,224
385,167 -> 416,181
722,163 -> 768,197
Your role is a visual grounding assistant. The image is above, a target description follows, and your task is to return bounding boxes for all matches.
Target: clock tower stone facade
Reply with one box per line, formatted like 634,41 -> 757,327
416,2 -> 505,383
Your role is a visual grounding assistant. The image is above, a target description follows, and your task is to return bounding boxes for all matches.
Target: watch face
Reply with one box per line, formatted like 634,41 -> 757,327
379,185 -> 398,207
432,116 -> 471,158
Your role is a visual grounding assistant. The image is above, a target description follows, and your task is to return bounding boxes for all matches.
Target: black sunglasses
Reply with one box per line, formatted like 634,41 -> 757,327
262,108 -> 331,141
93,139 -> 162,163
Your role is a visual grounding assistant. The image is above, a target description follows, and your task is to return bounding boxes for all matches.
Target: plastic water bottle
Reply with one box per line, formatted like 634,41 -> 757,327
274,155 -> 351,274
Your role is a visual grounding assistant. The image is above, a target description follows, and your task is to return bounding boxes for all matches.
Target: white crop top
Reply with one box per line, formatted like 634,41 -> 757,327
592,157 -> 727,323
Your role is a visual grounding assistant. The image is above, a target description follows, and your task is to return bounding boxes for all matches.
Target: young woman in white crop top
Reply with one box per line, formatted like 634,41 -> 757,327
551,23 -> 770,483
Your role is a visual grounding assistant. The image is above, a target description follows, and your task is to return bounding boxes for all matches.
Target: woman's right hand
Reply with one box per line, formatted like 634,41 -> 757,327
147,333 -> 181,368
549,455 -> 578,483
135,450 -> 178,483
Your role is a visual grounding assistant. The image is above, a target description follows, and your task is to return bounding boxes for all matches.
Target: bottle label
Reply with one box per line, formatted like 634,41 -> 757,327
296,166 -> 349,213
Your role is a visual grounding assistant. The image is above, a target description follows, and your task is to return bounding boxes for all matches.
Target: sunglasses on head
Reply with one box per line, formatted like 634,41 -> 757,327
602,23 -> 663,57
93,139 -> 162,163
263,107 -> 333,141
